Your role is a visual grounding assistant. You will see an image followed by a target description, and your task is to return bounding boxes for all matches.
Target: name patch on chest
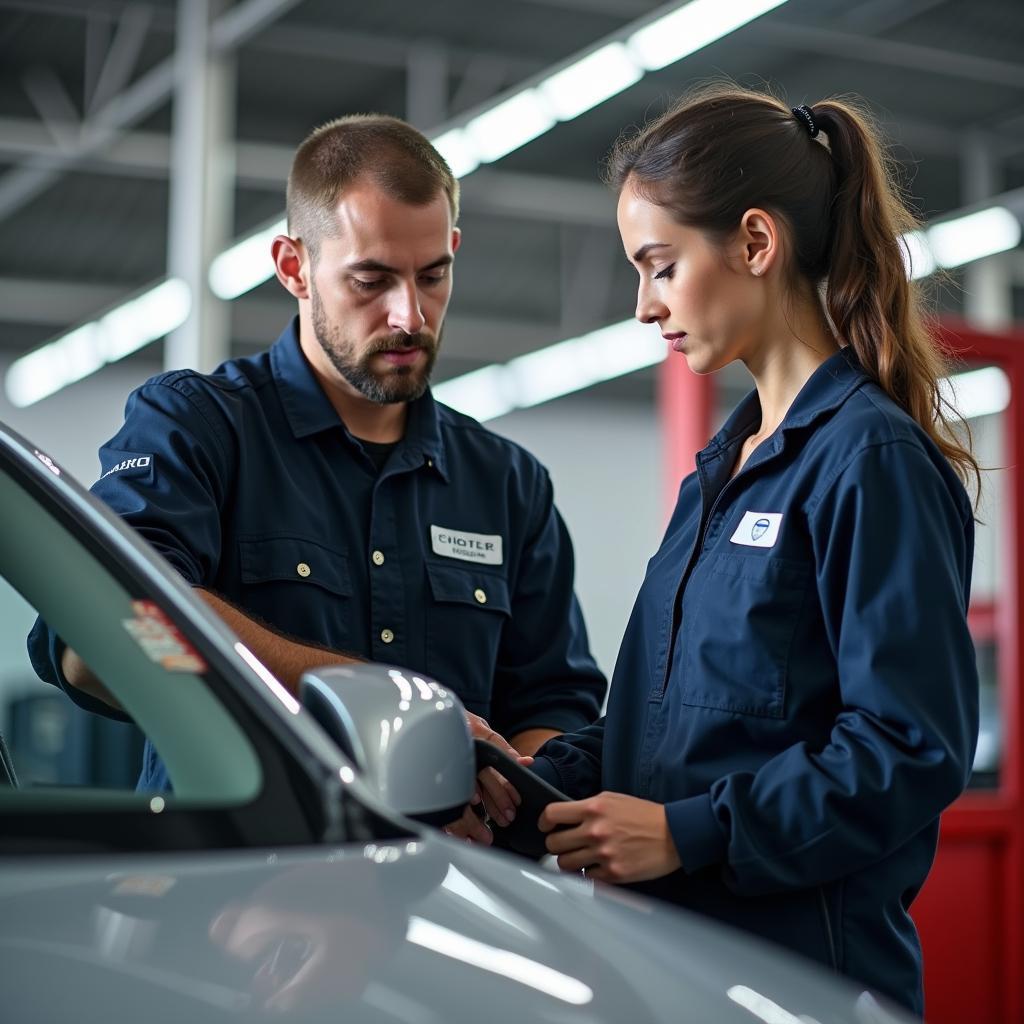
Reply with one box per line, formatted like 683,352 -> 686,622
730,511 -> 783,548
430,525 -> 503,565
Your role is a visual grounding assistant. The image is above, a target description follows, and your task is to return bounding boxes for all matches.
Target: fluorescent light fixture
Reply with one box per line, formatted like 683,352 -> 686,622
98,278 -> 192,361
434,319 -> 666,422
208,217 -> 287,300
465,89 -> 556,164
940,365 -> 1010,421
628,0 -> 789,71
901,229 -> 937,281
511,319 -> 665,408
432,127 -> 481,179
406,916 -> 593,1005
432,363 -> 517,422
199,0 -> 791,305
5,278 -> 190,408
537,43 -> 643,121
927,206 -> 1021,270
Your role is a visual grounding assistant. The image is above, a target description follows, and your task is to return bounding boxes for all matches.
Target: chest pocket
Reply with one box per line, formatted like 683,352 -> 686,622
679,552 -> 810,718
238,535 -> 353,647
424,562 -> 511,712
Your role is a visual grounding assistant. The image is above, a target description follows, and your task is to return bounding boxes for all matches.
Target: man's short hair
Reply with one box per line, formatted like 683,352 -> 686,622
287,114 -> 460,259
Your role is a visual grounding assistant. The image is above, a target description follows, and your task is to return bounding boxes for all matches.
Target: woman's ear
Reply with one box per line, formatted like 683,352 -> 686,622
739,208 -> 779,278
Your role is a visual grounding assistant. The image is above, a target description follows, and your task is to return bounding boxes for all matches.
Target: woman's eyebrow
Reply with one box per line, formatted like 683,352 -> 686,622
632,242 -> 671,262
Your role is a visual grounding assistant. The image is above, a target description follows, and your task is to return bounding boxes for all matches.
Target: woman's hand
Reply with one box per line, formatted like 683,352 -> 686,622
539,792 -> 682,884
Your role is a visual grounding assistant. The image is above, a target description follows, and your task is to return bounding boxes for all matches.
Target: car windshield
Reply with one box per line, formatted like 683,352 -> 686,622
0,448 -> 263,809
0,430 -> 398,856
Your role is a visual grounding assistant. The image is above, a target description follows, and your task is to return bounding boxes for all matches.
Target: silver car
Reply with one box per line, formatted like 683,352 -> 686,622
0,420 -> 913,1023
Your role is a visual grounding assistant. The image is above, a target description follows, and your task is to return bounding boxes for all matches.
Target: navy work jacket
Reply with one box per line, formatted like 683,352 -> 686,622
28,320 -> 605,790
533,349 -> 978,1015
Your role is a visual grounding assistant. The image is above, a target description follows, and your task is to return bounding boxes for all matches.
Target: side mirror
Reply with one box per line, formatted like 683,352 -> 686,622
299,663 -> 475,825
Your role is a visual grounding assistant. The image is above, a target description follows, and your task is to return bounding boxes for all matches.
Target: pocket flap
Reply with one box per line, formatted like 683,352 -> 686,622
239,536 -> 352,597
425,562 -> 511,615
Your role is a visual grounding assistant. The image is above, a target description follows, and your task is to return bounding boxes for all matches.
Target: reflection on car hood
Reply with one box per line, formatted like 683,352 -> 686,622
0,835 -> 910,1023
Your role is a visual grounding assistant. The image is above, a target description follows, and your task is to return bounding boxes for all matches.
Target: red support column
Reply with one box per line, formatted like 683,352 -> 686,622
913,319 -> 1024,1024
657,353 -> 714,520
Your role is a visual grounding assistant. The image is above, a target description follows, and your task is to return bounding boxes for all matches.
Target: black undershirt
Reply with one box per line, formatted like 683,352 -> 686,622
358,438 -> 399,473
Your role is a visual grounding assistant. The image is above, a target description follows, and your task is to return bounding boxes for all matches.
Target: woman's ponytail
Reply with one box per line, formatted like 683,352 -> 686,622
814,99 -> 980,495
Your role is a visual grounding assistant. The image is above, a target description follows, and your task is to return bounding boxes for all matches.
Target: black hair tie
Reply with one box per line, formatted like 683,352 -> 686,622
791,104 -> 819,139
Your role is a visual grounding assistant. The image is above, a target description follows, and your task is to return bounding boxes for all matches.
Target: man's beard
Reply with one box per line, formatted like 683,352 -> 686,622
311,285 -> 439,404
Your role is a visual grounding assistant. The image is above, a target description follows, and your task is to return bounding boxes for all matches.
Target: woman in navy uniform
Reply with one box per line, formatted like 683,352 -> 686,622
531,88 -> 979,1016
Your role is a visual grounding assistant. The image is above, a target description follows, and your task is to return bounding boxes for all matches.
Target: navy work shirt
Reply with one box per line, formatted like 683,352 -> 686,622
28,320 -> 605,790
533,348 -> 978,1015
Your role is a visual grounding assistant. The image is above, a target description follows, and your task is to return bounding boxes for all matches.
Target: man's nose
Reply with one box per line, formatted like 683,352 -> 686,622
387,282 -> 426,335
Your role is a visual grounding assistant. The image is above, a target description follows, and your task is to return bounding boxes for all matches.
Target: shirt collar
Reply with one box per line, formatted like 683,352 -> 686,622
708,346 -> 869,453
270,317 -> 449,478
270,318 -> 344,438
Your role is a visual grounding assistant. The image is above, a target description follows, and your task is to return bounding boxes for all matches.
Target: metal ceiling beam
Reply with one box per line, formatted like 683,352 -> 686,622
0,277 -> 125,326
0,118 -> 618,225
246,21 -> 542,79
0,0 -> 302,225
758,21 -> 1024,90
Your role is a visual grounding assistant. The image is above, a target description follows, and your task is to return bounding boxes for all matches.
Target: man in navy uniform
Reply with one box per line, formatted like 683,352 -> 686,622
28,115 -> 605,830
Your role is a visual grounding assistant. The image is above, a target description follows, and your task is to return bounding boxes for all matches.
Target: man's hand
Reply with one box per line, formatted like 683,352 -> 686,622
539,792 -> 682,884
443,713 -> 535,841
443,803 -> 495,845
60,647 -> 122,710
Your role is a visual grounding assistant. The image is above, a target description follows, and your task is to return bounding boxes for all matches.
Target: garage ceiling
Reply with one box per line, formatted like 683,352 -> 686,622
0,0 -> 1022,398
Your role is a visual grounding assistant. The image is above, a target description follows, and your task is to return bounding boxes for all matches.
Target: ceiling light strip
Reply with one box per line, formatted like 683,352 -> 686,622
5,279 -> 191,408
211,0 -> 790,302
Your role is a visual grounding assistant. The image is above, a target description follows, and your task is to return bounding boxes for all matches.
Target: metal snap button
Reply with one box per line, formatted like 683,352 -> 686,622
474,588 -> 487,605
372,550 -> 385,566
296,562 -> 311,578
380,628 -> 395,644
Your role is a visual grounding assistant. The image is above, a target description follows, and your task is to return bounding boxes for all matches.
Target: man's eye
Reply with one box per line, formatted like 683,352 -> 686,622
654,264 -> 675,281
419,273 -> 447,286
352,278 -> 385,291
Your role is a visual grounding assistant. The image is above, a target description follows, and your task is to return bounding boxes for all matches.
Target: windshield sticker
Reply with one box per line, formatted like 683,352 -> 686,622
122,600 -> 207,673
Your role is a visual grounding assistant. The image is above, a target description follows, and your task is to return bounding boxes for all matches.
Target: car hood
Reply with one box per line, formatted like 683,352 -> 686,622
0,836 -> 910,1023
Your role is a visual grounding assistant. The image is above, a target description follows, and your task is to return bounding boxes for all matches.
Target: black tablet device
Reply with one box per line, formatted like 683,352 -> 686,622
474,739 -> 569,859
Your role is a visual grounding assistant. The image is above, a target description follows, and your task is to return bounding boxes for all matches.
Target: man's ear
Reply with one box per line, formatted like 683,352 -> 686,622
272,235 -> 310,300
451,226 -> 462,256
738,208 -> 780,278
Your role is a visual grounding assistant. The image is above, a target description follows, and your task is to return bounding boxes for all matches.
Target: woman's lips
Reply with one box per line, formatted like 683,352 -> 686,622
662,332 -> 688,352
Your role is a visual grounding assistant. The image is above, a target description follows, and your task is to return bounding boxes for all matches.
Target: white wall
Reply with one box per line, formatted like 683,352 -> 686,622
489,396 -> 662,682
0,355 -> 164,484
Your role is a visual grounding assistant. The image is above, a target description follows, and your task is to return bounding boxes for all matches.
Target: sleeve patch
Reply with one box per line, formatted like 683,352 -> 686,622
99,453 -> 155,481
